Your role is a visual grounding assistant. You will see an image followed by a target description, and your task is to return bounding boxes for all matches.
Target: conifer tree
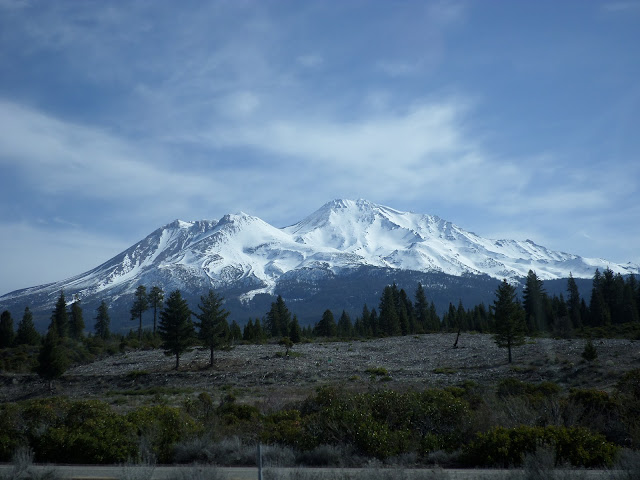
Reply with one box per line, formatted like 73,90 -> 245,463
589,269 -> 610,327
492,279 -> 526,363
15,307 -> 40,346
379,285 -> 400,336
289,315 -> 302,343
130,285 -> 149,341
415,283 -> 429,333
195,289 -> 229,367
148,286 -> 164,334
315,309 -> 337,337
266,295 -> 292,337
243,319 -> 255,342
68,297 -> 85,340
523,270 -> 547,333
428,301 -> 440,332
158,290 -> 194,369
37,328 -> 69,391
51,291 -> 68,337
567,273 -> 582,329
0,310 -> 15,348
254,318 -> 265,341
622,276 -> 640,324
230,320 -> 242,342
337,310 -> 353,338
357,304 -> 372,337
94,301 -> 111,340
369,308 -> 379,336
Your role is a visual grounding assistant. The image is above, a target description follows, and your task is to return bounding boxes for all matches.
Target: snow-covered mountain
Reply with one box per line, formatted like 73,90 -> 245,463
1,199 -> 637,328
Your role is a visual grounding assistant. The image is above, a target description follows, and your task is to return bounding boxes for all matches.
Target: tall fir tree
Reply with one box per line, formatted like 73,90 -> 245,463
337,310 -> 353,338
522,270 -> 547,333
567,273 -> 582,329
415,283 -> 429,333
492,279 -> 526,363
622,276 -> 640,324
379,285 -> 400,336
68,297 -> 85,340
315,309 -> 337,337
94,301 -> 111,340
589,269 -> 610,326
0,310 -> 15,348
265,295 -> 292,337
230,320 -> 242,342
148,286 -> 164,334
37,328 -> 69,391
51,291 -> 68,337
194,289 -> 230,366
15,307 -> 40,346
243,319 -> 256,342
130,285 -> 149,341
289,314 -> 302,343
428,301 -> 440,332
158,290 -> 195,369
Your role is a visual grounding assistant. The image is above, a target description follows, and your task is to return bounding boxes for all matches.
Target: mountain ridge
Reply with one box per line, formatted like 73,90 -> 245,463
1,199 -> 637,329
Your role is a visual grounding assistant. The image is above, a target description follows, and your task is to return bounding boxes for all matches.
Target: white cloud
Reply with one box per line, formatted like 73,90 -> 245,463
0,100 -> 221,201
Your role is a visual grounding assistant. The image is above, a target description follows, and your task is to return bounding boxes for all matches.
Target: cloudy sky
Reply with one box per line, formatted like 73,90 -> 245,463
1,0 -> 639,295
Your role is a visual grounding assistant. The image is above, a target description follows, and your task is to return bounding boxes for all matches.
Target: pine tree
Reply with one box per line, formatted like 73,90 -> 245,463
337,310 -> 353,338
523,270 -> 547,333
289,315 -> 302,343
358,304 -> 372,337
589,269 -> 610,327
68,297 -> 85,340
567,273 -> 582,329
148,286 -> 164,334
428,301 -> 440,332
415,283 -> 429,333
266,295 -> 292,338
158,290 -> 194,369
492,279 -> 526,363
15,307 -> 40,346
230,320 -> 242,342
130,285 -> 149,341
0,310 -> 15,348
243,319 -> 255,342
94,301 -> 111,340
51,291 -> 68,337
315,309 -> 337,337
254,318 -> 265,341
194,289 -> 230,367
622,276 -> 640,324
379,285 -> 400,336
37,328 -> 69,391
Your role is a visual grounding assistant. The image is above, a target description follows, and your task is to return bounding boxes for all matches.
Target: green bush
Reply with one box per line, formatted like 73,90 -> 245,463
127,404 -> 200,463
28,400 -> 138,464
0,403 -> 22,460
465,425 -> 618,467
497,378 -> 561,399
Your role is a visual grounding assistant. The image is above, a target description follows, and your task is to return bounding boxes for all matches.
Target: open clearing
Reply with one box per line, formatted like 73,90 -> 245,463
3,333 -> 639,406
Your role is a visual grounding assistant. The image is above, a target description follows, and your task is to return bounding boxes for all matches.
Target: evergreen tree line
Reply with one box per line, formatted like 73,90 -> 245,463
2,268 -> 639,378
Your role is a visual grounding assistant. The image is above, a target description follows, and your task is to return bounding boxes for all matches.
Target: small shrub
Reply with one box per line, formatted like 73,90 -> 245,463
365,366 -> 389,376
465,425 -> 618,468
581,340 -> 598,362
433,367 -> 456,375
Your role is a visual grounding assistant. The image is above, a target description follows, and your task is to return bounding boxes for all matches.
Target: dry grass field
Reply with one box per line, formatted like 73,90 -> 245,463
3,333 -> 639,407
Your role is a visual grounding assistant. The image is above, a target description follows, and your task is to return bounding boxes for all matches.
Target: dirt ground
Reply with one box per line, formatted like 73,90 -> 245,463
2,334 -> 640,406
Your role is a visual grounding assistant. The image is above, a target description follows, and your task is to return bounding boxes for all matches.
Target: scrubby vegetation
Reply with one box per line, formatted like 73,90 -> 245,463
0,270 -> 638,473
1,373 -> 639,469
